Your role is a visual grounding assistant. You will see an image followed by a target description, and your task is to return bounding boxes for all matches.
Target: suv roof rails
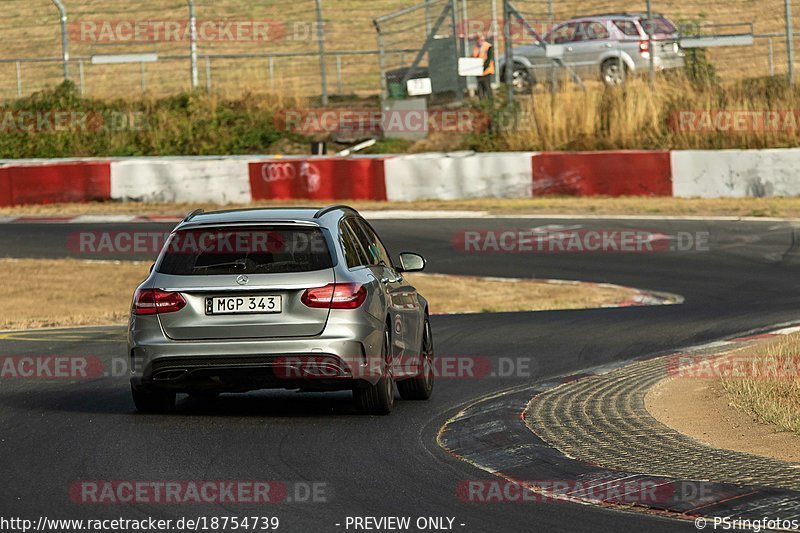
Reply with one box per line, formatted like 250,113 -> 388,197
314,205 -> 359,219
183,208 -> 204,222
589,11 -> 662,17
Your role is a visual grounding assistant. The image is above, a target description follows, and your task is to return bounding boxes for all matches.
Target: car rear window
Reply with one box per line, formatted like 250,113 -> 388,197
641,17 -> 677,36
157,226 -> 333,275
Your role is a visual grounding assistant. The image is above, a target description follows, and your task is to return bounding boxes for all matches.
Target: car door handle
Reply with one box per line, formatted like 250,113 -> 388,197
605,43 -> 613,48
566,46 -> 573,52
380,277 -> 391,284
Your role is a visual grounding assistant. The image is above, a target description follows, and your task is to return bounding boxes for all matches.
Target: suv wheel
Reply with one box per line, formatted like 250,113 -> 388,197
131,385 -> 176,413
353,329 -> 394,415
601,59 -> 627,85
509,65 -> 534,94
397,318 -> 434,401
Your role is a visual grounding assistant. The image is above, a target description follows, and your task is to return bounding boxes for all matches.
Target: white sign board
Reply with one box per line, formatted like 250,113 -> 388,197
406,77 -> 433,96
92,53 -> 159,65
458,57 -> 485,76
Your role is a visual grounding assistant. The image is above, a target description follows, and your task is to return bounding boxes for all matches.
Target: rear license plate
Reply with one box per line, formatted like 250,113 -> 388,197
205,295 -> 282,315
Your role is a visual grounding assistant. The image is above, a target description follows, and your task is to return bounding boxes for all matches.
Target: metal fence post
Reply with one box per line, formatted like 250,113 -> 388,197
315,0 -> 329,105
769,37 -> 775,77
503,0 -> 514,105
51,0 -> 70,81
188,0 -> 199,89
336,55 -> 343,93
646,0 -> 655,86
79,60 -> 85,95
461,0 -> 469,56
205,56 -> 212,92
140,61 -> 146,92
15,61 -> 22,98
424,0 -> 432,35
375,21 -> 388,103
268,56 -> 275,89
787,0 -> 795,83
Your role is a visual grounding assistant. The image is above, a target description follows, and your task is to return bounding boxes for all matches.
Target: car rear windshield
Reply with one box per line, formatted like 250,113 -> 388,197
157,226 -> 333,275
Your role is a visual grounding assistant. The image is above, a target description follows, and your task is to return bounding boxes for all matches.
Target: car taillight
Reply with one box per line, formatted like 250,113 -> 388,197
133,289 -> 187,315
639,40 -> 650,55
301,283 -> 367,309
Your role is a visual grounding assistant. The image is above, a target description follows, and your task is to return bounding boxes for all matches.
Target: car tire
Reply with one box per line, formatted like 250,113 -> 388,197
397,317 -> 434,401
507,64 -> 534,94
601,59 -> 627,86
131,385 -> 176,413
353,329 -> 394,415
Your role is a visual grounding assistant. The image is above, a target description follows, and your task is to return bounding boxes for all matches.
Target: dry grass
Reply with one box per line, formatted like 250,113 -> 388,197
721,333 -> 800,435
4,197 -> 800,218
0,258 -> 636,330
0,0 -> 790,99
505,77 -> 800,151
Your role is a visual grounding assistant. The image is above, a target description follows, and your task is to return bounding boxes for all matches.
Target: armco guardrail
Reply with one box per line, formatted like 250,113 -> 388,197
3,149 -> 800,206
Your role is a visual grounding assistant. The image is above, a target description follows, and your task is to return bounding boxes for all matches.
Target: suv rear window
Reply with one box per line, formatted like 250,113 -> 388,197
157,226 -> 333,275
641,17 -> 677,36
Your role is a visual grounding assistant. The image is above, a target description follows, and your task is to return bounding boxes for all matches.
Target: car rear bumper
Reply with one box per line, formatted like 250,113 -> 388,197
128,314 -> 386,391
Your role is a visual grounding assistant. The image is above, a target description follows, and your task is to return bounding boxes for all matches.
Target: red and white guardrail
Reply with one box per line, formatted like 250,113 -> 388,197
1,149 -> 799,206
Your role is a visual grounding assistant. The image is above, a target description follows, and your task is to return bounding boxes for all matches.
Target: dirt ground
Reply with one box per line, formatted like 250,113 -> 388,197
0,258 -> 639,330
4,197 -> 800,218
646,373 -> 800,463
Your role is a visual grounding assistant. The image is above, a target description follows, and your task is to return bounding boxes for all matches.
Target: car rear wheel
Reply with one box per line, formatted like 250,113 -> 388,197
131,385 -> 176,413
601,59 -> 627,85
504,64 -> 533,94
397,318 -> 434,401
353,329 -> 394,415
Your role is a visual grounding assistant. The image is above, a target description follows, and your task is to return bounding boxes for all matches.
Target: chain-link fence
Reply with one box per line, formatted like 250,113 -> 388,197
0,0 -> 416,100
1,0 -> 799,102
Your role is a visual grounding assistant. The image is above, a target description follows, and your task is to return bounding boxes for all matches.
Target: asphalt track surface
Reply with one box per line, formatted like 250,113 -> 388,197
2,217 -> 800,533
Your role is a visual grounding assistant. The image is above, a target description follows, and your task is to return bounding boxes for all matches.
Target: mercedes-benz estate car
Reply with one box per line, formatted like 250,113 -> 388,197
500,12 -> 685,91
128,205 -> 433,415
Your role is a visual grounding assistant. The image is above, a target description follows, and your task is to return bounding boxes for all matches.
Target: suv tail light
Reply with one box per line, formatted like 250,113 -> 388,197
133,288 -> 187,315
301,283 -> 367,309
639,40 -> 650,56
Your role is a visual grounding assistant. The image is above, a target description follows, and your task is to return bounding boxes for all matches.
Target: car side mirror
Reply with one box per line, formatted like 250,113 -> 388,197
397,252 -> 425,273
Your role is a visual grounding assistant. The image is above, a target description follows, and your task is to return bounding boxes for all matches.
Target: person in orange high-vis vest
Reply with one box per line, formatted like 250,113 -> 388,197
472,34 -> 495,100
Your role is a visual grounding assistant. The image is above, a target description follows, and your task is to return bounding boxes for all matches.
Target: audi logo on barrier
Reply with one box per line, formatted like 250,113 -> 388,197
260,162 -> 322,194
262,162 -> 296,182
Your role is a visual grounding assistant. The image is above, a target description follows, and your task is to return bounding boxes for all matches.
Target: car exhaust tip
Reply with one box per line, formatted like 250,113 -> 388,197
152,369 -> 189,381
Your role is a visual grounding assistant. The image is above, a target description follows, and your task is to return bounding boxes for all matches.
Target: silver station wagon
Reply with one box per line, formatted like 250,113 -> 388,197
501,12 -> 685,91
128,205 -> 433,415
